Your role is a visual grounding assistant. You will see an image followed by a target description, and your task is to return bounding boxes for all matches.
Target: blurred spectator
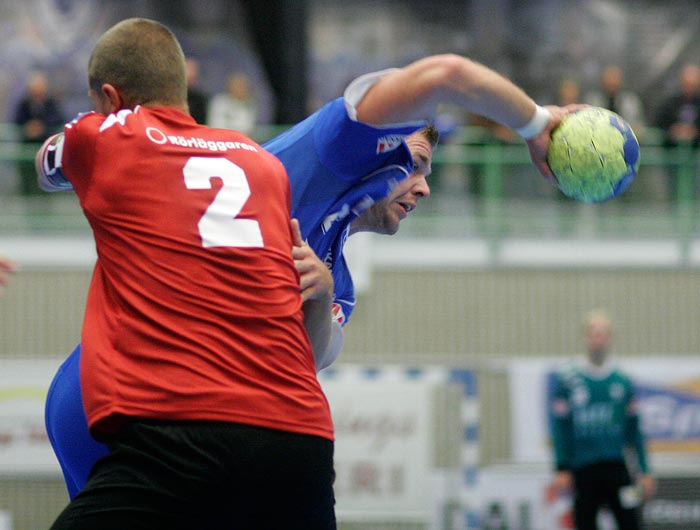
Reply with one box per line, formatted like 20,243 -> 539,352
185,58 -> 209,125
556,77 -> 581,107
466,113 -> 519,198
13,70 -> 65,195
654,64 -> 700,200
207,71 -> 258,135
469,114 -> 517,144
655,63 -> 700,147
585,65 -> 646,137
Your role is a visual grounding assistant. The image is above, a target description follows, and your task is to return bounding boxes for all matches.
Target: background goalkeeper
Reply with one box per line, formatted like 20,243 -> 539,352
549,309 -> 656,530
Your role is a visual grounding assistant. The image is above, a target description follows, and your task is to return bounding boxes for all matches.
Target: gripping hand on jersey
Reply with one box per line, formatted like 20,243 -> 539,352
291,219 -> 333,304
291,219 -> 341,370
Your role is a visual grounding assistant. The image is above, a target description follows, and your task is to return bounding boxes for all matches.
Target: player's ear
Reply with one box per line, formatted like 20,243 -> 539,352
101,83 -> 125,112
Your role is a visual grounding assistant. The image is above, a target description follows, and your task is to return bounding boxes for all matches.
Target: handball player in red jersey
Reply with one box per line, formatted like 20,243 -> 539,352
38,18 -> 335,530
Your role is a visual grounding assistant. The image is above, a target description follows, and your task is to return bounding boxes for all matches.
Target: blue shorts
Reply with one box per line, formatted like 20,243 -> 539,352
45,344 -> 109,499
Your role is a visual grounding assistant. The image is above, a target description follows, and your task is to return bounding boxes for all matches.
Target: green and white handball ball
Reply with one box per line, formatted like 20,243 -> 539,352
547,107 -> 640,202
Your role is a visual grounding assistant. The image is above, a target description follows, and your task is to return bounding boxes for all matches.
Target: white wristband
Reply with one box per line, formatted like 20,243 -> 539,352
516,105 -> 551,140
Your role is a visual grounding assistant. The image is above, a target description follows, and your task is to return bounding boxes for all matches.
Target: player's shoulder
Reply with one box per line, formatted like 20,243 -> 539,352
66,109 -> 141,141
64,111 -> 101,131
305,97 -> 355,139
60,111 -> 110,155
553,360 -> 586,389
555,360 -> 579,377
610,366 -> 634,385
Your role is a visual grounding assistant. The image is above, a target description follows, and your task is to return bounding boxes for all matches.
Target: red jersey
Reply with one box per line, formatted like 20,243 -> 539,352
59,107 -> 332,441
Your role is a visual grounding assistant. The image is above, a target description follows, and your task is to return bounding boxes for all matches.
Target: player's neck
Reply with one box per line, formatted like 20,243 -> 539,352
142,101 -> 190,115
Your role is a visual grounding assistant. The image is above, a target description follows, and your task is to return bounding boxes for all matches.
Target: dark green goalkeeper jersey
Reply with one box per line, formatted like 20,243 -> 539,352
549,361 -> 649,473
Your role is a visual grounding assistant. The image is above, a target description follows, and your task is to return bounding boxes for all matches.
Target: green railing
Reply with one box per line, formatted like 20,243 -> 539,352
1,124 -> 698,239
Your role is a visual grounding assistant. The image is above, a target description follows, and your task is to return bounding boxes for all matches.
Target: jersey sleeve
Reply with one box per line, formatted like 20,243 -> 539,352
312,98 -> 421,181
329,251 -> 355,326
331,295 -> 354,326
36,111 -> 102,192
36,133 -> 73,191
623,377 -> 650,473
549,370 -> 573,471
265,98 -> 420,186
56,112 -> 102,194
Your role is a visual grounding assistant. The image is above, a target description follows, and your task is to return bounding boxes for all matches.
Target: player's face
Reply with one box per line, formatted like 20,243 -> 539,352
352,132 -> 433,236
585,318 -> 612,364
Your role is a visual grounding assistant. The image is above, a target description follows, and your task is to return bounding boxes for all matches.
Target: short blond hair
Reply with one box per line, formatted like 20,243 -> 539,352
584,309 -> 612,331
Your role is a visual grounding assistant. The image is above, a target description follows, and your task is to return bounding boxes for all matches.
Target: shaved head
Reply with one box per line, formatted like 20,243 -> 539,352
88,18 -> 187,108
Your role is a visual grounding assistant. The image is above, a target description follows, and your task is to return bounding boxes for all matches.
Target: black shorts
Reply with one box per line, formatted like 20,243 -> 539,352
49,420 -> 336,530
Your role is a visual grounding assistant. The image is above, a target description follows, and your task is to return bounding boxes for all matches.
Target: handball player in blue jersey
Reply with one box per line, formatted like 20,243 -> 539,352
44,52 -> 580,499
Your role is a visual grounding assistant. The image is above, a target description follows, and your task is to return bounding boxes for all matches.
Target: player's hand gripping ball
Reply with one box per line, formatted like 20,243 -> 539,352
547,107 -> 640,202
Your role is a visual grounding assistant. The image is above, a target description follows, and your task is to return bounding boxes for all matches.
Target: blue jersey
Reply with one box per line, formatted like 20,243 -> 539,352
46,96 -> 422,499
265,97 -> 419,323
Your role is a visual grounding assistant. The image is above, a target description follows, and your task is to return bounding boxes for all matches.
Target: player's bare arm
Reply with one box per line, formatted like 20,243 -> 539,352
354,54 -> 582,180
355,54 -> 537,127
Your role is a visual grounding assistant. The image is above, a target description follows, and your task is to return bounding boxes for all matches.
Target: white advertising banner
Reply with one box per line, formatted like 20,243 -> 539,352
0,359 -> 62,474
318,365 -> 480,528
509,357 -> 700,465
321,377 -> 434,520
0,360 -> 442,488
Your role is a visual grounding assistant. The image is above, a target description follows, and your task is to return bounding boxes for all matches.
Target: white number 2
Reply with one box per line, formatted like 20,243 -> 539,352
183,157 -> 263,248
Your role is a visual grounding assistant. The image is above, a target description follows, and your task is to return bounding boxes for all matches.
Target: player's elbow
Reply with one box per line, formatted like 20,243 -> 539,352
37,179 -> 52,192
36,167 -> 55,192
34,133 -> 73,192
36,166 -> 62,192
416,54 -> 481,93
315,321 -> 343,372
35,153 -> 52,192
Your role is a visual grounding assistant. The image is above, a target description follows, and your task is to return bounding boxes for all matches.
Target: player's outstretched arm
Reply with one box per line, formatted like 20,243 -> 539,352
354,54 -> 581,179
355,54 -> 537,128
